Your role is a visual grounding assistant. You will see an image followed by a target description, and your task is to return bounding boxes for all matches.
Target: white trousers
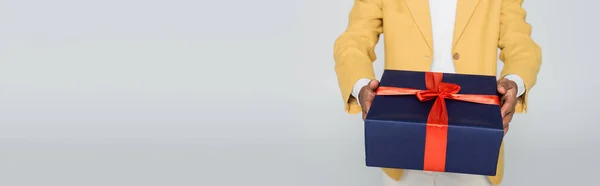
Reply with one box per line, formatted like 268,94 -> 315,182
383,170 -> 492,186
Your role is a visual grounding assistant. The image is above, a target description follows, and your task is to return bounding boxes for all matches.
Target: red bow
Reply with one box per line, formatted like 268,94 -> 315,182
375,72 -> 500,172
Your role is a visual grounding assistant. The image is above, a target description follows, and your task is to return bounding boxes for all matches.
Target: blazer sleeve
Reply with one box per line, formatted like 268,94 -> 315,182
498,0 -> 542,113
333,0 -> 383,114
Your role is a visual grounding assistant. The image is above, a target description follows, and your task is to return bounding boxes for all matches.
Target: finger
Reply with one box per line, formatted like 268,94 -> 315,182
361,80 -> 379,121
362,94 -> 374,113
497,82 -> 507,95
500,91 -> 517,116
503,112 -> 514,126
368,80 -> 380,90
503,110 -> 513,135
362,101 -> 371,121
360,90 -> 375,111
502,96 -> 517,116
501,100 -> 515,117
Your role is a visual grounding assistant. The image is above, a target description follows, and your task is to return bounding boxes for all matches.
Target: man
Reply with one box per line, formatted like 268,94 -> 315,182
333,0 -> 541,185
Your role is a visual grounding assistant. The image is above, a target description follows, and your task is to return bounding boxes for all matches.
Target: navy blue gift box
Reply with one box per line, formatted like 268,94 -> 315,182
364,70 -> 504,176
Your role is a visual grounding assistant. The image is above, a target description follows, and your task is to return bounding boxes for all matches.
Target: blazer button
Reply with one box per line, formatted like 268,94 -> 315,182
453,53 -> 460,60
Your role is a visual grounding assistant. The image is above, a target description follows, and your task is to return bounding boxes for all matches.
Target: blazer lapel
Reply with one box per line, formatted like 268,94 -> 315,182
404,0 -> 433,52
453,0 -> 482,47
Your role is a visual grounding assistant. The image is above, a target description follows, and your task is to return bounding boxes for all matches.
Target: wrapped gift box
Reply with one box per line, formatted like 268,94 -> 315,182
365,70 -> 504,176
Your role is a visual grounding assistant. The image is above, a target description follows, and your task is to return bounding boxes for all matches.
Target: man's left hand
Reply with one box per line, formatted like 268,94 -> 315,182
497,78 -> 518,135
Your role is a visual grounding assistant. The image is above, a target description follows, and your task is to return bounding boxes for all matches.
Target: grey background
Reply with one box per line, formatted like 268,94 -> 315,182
0,0 -> 596,185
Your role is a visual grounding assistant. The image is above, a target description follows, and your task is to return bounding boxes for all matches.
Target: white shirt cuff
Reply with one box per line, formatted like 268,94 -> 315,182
503,74 -> 526,97
352,78 -> 372,106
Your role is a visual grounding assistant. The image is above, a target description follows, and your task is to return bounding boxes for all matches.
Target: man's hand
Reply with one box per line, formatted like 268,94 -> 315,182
359,80 -> 379,120
497,78 -> 519,135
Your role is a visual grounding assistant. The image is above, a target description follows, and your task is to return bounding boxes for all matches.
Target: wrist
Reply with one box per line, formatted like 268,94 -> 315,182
502,74 -> 526,97
352,78 -> 372,105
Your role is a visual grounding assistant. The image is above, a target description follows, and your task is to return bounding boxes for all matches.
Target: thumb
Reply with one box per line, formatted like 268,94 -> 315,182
497,83 -> 507,95
368,80 -> 379,90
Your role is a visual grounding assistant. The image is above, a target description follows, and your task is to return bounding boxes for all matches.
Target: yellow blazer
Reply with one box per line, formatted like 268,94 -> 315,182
333,0 -> 541,185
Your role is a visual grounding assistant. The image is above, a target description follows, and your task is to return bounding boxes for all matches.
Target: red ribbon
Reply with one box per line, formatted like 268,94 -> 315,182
375,72 -> 500,172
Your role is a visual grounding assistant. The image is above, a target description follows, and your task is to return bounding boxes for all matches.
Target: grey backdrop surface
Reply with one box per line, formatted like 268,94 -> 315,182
0,0 -> 596,185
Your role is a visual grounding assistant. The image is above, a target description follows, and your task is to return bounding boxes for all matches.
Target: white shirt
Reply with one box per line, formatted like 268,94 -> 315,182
352,0 -> 525,101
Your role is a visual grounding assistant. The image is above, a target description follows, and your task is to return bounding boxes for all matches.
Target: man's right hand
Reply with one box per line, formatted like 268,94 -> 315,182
359,80 -> 379,120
